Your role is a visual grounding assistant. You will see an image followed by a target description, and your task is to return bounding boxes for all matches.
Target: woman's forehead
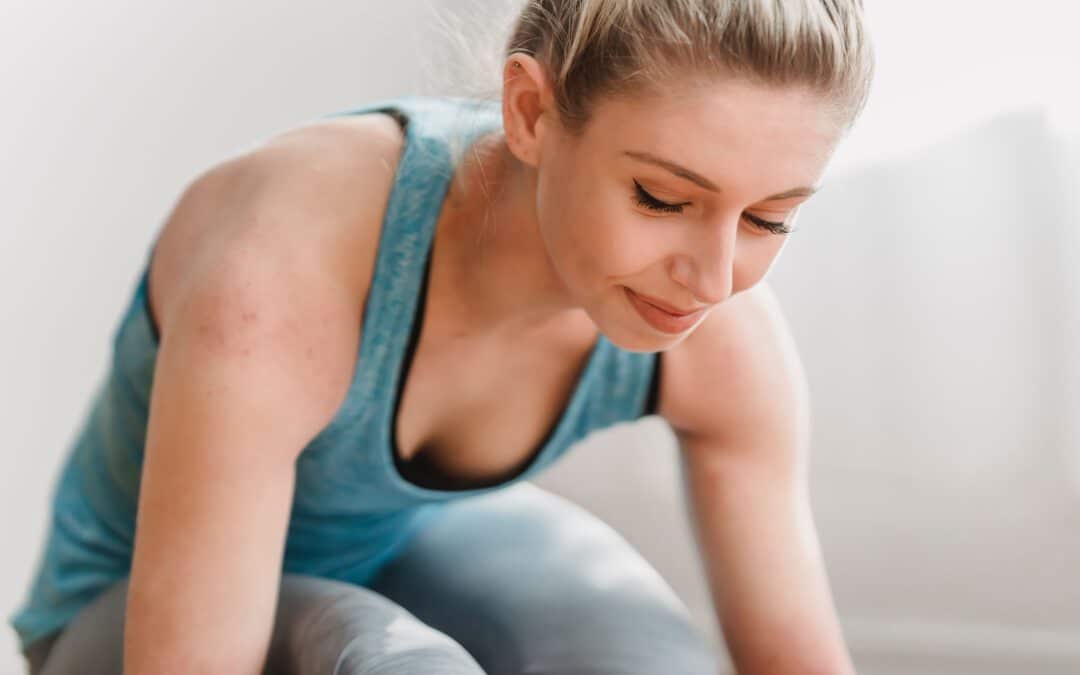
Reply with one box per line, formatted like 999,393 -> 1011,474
588,80 -> 839,143
582,85 -> 840,176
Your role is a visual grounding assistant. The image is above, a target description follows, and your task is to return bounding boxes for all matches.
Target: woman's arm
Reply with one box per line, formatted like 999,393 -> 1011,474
662,282 -> 855,675
127,253 -> 359,674
124,136 -> 388,673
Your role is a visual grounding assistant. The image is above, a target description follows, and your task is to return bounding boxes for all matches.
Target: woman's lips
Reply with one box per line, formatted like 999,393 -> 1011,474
624,287 -> 706,334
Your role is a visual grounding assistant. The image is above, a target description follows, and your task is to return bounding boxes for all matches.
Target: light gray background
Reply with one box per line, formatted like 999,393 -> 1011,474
3,2 -> 1079,673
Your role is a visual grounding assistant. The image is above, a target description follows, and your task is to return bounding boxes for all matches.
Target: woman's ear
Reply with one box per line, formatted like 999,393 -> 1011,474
502,54 -> 555,168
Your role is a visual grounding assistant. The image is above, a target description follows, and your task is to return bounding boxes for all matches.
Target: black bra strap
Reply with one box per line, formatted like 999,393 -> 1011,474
643,352 -> 662,416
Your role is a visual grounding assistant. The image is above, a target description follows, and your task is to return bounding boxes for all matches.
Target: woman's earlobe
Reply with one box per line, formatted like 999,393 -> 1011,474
503,126 -> 540,167
503,101 -> 542,168
501,54 -> 555,168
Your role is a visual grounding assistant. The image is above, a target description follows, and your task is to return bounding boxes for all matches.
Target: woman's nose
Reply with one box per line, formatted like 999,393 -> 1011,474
671,219 -> 737,305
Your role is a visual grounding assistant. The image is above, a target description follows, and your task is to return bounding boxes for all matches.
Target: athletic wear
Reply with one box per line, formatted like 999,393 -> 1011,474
9,96 -> 661,653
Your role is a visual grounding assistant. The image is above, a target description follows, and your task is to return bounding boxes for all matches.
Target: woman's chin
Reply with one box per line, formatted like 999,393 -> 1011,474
595,321 -> 689,353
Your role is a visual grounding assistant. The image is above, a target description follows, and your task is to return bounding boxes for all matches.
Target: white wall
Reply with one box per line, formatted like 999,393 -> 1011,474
829,1 -> 1080,176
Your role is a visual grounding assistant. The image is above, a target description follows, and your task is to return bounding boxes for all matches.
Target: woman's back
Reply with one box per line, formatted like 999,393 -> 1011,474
8,96 -> 660,661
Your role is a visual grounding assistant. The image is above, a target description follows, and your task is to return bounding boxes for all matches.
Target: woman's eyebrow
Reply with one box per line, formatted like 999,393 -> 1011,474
622,150 -> 820,201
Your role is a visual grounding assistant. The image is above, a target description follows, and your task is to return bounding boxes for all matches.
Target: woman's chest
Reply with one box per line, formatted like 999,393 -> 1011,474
393,325 -> 597,488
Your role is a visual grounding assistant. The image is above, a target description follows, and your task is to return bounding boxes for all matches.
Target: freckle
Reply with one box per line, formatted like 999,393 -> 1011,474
242,311 -> 257,323
306,347 -> 314,359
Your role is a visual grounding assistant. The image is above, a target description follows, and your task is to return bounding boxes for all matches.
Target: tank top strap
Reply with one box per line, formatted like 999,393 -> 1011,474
295,97 -> 504,496
351,97 -> 500,441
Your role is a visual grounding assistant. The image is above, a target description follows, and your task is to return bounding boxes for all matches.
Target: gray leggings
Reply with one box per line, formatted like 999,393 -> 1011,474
22,482 -> 719,674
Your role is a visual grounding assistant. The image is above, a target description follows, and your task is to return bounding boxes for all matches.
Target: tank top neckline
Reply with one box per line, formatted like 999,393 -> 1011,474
369,97 -> 608,499
388,242 -> 603,492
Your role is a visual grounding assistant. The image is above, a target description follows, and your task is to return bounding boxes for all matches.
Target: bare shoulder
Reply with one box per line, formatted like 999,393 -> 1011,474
657,281 -> 810,460
143,112 -> 408,433
148,111 -> 407,339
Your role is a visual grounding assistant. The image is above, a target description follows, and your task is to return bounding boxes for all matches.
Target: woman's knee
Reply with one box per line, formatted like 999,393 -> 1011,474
498,538 -> 717,675
372,483 -> 719,675
267,573 -> 485,675
512,486 -> 719,674
520,595 -> 718,675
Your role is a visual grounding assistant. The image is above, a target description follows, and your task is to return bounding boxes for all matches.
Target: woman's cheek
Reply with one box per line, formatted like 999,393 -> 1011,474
611,214 -> 668,272
732,238 -> 787,293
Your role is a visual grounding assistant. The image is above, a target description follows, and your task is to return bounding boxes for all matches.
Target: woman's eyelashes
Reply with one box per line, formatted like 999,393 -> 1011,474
631,179 -> 795,235
632,179 -> 688,214
743,212 -> 796,235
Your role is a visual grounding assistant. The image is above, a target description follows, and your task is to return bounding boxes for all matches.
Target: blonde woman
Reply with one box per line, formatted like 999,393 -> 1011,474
11,1 -> 874,673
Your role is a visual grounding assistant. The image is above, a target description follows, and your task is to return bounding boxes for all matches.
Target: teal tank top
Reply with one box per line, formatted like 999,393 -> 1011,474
9,96 -> 661,652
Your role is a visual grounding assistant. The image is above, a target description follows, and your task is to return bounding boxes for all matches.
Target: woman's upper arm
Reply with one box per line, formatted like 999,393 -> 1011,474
124,128 -> 395,672
126,242 -> 365,673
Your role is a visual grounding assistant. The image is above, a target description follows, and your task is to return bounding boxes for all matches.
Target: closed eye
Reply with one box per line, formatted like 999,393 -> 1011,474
743,212 -> 795,235
632,180 -> 795,235
632,180 -> 687,213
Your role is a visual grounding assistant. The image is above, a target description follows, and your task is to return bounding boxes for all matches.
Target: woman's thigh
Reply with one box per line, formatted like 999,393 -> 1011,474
366,482 -> 719,675
25,573 -> 485,675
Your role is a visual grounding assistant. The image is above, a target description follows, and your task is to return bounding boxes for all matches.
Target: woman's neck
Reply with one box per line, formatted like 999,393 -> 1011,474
428,132 -> 588,340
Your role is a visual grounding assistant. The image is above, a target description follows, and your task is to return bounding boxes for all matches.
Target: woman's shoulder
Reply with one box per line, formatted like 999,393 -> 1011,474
656,282 -> 810,452
146,110 -> 409,367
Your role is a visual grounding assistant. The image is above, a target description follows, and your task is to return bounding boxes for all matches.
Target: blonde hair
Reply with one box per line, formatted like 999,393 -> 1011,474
430,0 -> 873,137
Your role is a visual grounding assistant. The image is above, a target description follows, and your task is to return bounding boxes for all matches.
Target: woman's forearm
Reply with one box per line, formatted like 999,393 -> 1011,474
681,446 -> 856,675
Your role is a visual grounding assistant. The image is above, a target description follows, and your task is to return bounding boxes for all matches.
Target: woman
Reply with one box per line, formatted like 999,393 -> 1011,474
11,1 -> 874,673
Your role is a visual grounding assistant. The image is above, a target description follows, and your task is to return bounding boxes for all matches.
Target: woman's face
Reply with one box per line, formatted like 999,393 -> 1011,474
532,79 -> 842,352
